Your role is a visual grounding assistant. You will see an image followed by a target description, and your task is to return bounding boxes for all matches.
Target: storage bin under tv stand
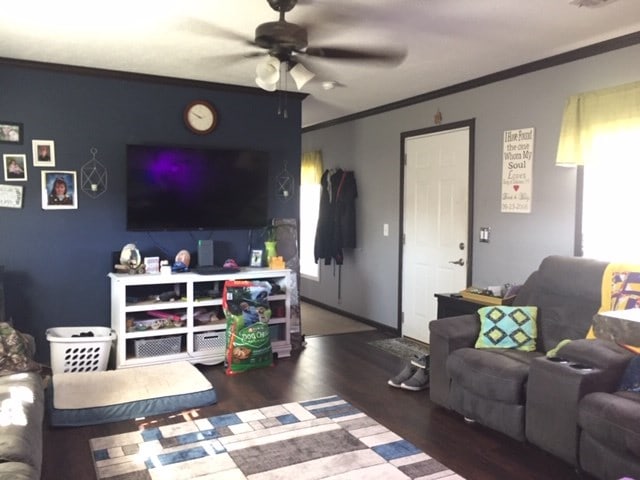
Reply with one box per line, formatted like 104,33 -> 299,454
108,268 -> 292,369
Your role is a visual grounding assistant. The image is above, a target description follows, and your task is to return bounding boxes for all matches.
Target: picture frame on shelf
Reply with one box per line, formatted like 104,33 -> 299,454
32,139 -> 55,167
0,121 -> 23,144
3,154 -> 27,181
41,170 -> 78,210
250,249 -> 263,267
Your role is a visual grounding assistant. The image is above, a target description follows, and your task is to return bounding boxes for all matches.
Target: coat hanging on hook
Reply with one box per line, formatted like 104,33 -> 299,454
314,168 -> 358,265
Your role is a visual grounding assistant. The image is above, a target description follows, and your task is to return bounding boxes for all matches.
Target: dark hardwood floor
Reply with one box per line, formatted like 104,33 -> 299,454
42,330 -> 591,479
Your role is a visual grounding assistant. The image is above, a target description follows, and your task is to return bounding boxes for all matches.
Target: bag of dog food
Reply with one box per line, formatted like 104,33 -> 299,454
223,280 -> 273,374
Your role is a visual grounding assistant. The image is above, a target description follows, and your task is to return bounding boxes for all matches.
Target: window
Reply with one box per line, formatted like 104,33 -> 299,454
556,81 -> 640,261
581,126 -> 640,262
299,151 -> 323,280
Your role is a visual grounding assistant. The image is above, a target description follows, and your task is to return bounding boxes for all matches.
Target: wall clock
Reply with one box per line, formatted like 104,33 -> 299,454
184,100 -> 217,134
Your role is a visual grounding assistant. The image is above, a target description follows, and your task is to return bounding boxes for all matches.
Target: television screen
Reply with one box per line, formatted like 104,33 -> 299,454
126,144 -> 270,231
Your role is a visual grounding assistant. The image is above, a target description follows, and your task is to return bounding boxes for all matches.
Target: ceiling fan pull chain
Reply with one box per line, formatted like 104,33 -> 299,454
283,69 -> 289,118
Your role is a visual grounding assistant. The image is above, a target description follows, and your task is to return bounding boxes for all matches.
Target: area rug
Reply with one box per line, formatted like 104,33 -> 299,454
368,337 -> 429,361
90,395 -> 463,479
302,302 -> 376,337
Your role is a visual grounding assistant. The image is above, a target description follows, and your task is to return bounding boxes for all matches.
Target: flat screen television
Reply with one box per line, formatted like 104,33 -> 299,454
126,144 -> 270,231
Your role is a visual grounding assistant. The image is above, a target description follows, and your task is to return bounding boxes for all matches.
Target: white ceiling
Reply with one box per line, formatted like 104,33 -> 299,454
1,0 -> 639,128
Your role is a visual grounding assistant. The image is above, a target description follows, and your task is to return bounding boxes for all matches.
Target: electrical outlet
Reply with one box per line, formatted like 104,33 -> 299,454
383,223 -> 389,236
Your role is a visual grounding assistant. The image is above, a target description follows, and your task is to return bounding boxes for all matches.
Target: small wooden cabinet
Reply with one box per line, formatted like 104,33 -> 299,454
434,293 -> 486,318
109,268 -> 291,369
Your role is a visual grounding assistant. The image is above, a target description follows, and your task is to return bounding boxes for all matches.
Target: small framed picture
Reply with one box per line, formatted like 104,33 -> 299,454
32,140 -> 55,167
0,184 -> 23,209
0,121 -> 23,144
42,170 -> 78,210
250,249 -> 263,267
3,154 -> 27,181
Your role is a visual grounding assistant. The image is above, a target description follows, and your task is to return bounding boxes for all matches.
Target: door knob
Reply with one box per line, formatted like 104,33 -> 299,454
449,258 -> 465,266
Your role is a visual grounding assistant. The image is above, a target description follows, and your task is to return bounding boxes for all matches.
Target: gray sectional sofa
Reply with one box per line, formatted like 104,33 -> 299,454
0,372 -> 44,480
429,255 -> 639,479
0,332 -> 44,480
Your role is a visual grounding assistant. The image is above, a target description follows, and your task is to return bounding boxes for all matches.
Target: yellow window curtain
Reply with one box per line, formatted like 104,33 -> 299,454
556,80 -> 640,166
301,150 -> 323,184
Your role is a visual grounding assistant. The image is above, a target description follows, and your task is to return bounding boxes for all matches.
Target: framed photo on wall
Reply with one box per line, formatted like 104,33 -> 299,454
42,170 -> 78,210
250,249 -> 263,267
3,154 -> 27,181
0,184 -> 23,209
0,121 -> 22,144
32,140 -> 56,167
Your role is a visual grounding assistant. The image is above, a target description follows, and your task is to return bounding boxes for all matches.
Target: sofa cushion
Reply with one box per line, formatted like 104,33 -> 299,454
447,347 -> 542,404
579,391 -> 640,458
513,256 -> 607,352
0,461 -> 39,480
0,372 -> 44,476
475,306 -> 537,351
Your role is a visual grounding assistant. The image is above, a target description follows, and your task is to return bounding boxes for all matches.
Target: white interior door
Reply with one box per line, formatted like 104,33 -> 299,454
402,127 -> 470,343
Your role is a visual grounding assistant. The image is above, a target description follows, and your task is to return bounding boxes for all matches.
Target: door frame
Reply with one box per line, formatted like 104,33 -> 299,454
397,119 -> 476,334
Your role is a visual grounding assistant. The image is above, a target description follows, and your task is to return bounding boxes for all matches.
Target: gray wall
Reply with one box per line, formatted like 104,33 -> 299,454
301,43 -> 640,330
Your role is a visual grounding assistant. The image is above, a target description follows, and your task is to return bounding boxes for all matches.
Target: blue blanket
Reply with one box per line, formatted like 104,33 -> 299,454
619,356 -> 640,392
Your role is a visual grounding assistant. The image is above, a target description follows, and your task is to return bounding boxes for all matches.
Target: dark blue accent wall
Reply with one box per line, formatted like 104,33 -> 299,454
0,63 -> 301,363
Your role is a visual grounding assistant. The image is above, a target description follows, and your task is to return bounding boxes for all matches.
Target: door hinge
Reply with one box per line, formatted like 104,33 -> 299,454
401,312 -> 404,324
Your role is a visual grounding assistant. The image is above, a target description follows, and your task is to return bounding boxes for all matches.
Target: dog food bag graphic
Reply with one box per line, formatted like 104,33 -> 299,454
223,280 -> 273,374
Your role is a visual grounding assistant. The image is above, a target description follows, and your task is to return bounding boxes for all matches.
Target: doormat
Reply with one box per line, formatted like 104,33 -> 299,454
368,337 -> 429,360
89,395 -> 463,479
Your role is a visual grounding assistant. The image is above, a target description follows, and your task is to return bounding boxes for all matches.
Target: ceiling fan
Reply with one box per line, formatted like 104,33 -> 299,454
216,0 -> 407,92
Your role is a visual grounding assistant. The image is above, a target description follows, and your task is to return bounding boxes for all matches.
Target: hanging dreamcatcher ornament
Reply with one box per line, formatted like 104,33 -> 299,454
81,147 -> 108,198
276,160 -> 295,201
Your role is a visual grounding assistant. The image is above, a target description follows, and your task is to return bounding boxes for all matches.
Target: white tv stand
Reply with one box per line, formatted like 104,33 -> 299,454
108,268 -> 291,369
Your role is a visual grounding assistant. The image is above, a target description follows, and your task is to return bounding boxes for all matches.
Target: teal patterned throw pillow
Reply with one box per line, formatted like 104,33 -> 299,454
475,306 -> 538,351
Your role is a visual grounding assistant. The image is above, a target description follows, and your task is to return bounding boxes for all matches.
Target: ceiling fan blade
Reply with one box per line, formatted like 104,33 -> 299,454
177,18 -> 255,47
303,45 -> 407,65
205,51 -> 267,66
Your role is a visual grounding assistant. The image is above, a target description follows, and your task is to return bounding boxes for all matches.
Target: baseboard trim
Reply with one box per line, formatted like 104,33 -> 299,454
300,297 -> 398,336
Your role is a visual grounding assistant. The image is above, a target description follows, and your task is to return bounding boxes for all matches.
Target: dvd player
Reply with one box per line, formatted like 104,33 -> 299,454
193,265 -> 240,275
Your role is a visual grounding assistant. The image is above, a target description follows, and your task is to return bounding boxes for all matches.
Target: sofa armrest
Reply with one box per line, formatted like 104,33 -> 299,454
558,338 -> 634,387
429,314 -> 479,407
526,348 -> 632,466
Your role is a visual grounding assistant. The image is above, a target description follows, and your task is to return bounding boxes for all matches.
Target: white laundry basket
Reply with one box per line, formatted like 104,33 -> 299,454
46,327 -> 116,373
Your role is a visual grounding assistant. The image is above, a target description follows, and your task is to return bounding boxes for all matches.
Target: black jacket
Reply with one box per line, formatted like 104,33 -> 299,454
314,169 -> 357,265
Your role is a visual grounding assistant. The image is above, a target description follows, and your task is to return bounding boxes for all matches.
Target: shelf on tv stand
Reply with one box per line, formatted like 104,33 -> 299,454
108,268 -> 292,369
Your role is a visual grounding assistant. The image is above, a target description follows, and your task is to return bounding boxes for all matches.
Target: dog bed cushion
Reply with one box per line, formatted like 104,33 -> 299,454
48,361 -> 217,426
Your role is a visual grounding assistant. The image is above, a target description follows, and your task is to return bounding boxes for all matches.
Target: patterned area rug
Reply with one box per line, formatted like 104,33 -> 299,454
368,337 -> 430,361
90,395 -> 462,479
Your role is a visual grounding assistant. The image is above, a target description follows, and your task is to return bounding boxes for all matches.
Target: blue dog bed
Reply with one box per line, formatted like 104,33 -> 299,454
48,361 -> 217,427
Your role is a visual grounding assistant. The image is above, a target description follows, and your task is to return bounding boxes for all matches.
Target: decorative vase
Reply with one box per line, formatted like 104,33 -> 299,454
264,241 -> 277,267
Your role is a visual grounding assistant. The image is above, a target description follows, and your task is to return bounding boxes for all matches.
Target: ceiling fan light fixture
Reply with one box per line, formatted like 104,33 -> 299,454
255,76 -> 278,91
255,56 -> 281,90
289,62 -> 315,90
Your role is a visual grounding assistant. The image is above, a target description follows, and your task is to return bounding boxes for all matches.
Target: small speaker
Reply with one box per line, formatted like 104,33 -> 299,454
198,239 -> 214,267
